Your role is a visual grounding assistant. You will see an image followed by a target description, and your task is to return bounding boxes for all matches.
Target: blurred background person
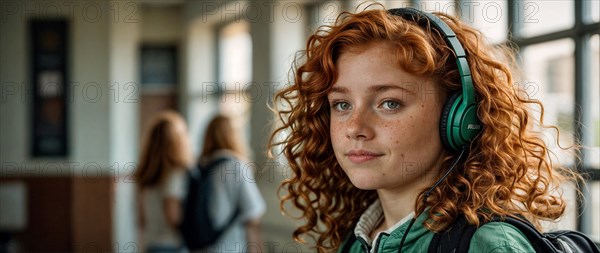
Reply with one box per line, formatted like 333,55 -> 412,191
197,115 -> 266,253
135,111 -> 193,253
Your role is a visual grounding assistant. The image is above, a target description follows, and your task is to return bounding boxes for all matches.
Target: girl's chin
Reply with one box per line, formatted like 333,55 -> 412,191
345,173 -> 382,191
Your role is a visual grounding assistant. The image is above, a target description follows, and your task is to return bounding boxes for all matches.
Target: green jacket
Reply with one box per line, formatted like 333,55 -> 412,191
338,204 -> 535,253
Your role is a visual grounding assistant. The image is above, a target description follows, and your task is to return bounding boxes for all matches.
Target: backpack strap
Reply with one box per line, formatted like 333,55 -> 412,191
428,215 -> 479,253
490,216 -> 555,252
492,216 -> 600,253
429,214 -> 600,253
340,230 -> 358,253
198,156 -> 242,237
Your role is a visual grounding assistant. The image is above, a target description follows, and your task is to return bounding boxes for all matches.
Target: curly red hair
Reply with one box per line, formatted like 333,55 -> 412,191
269,7 -> 580,253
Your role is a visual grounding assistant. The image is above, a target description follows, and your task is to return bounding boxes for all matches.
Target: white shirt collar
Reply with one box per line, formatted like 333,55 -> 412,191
354,199 -> 415,247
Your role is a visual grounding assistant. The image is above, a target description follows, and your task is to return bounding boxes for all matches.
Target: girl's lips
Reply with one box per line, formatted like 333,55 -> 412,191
347,154 -> 382,163
346,149 -> 383,164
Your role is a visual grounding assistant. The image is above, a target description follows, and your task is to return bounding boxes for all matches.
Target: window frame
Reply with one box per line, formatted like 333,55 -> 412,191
414,0 -> 600,236
506,0 -> 599,235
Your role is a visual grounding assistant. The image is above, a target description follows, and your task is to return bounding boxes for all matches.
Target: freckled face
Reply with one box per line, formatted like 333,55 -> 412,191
328,41 -> 446,191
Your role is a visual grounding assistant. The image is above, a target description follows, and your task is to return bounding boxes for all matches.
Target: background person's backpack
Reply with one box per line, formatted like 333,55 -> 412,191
180,156 -> 240,251
428,214 -> 600,253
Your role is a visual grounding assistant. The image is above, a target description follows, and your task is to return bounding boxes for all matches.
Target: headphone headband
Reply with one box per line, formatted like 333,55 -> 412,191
387,8 -> 475,104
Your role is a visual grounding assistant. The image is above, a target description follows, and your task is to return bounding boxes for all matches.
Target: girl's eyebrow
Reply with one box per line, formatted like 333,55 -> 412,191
329,84 -> 415,95
329,86 -> 348,94
370,84 -> 415,95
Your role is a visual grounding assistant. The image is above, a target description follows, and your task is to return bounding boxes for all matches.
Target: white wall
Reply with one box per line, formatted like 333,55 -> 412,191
0,1 -> 28,168
70,1 -> 112,168
140,4 -> 183,44
109,0 -> 141,250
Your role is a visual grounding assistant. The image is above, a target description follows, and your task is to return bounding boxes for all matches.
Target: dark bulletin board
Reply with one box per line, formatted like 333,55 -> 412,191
140,45 -> 177,90
30,19 -> 69,157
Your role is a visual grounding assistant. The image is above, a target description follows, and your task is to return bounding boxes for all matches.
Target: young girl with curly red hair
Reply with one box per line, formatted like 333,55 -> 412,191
270,5 -> 587,253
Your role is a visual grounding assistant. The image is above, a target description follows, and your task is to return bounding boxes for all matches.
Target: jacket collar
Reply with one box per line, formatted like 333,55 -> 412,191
354,199 -> 415,247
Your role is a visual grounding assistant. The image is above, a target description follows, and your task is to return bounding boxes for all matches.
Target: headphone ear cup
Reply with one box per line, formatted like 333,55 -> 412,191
439,92 -> 461,151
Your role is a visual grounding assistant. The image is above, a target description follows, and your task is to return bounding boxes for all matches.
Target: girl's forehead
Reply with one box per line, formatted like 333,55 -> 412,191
338,40 -> 396,57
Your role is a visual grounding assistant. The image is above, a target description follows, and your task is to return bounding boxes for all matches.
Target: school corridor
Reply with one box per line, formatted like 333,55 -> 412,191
1,0 -> 599,252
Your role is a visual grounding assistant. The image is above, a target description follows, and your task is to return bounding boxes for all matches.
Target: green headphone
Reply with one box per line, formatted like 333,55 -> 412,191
388,8 -> 482,151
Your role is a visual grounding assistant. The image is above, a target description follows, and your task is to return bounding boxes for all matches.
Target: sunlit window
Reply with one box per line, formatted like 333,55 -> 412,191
510,0 -> 599,240
518,1 -> 574,38
218,21 -> 252,143
587,34 -> 600,169
588,0 -> 600,23
416,0 -> 456,16
380,0 -> 413,9
310,1 -> 343,28
520,39 -> 580,232
459,0 -> 508,44
521,39 -> 576,165
587,34 -> 600,242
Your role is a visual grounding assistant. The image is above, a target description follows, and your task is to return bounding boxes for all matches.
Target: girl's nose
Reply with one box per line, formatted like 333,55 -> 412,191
345,110 -> 375,140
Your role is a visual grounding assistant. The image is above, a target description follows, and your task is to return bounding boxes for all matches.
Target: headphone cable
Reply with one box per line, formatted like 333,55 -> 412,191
397,148 -> 466,253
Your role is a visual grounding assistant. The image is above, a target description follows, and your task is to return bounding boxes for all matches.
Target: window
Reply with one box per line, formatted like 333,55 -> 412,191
459,0 -> 508,44
505,0 -> 600,240
217,21 -> 252,142
521,39 -> 576,165
588,35 -> 600,167
585,34 -> 600,241
300,0 -> 599,239
518,1 -> 574,38
307,1 -> 343,33
587,0 -> 599,23
419,0 -> 457,16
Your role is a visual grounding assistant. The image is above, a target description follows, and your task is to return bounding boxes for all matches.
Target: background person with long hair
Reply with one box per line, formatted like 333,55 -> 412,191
198,115 -> 266,252
270,6 -> 583,253
136,111 -> 193,253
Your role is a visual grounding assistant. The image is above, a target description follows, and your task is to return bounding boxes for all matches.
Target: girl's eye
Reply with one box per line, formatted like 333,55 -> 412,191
333,102 -> 351,111
382,100 -> 402,110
